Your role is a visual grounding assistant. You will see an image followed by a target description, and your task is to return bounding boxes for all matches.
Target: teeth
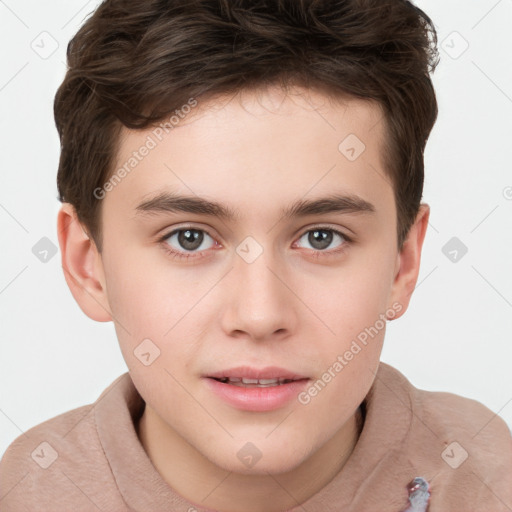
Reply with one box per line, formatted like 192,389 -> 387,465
242,378 -> 259,384
215,377 -> 295,387
257,379 -> 279,385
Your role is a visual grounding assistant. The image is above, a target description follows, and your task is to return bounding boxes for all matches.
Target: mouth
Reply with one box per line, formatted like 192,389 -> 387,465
204,366 -> 310,411
206,366 -> 309,387
209,377 -> 304,387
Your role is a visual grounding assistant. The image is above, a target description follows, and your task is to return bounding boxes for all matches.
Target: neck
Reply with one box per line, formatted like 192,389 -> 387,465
136,405 -> 363,512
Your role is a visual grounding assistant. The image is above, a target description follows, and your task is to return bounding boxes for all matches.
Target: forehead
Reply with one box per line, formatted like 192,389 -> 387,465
102,85 -> 393,226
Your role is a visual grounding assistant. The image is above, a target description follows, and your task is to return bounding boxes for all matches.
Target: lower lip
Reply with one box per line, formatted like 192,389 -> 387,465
204,378 -> 310,412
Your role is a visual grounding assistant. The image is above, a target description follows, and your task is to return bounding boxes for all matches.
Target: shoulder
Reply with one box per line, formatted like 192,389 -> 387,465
383,364 -> 512,510
0,380 -> 128,511
378,362 -> 512,454
414,384 -> 512,462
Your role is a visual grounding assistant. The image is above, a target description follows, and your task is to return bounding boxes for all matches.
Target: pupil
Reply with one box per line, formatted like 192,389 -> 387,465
309,230 -> 332,250
179,229 -> 203,251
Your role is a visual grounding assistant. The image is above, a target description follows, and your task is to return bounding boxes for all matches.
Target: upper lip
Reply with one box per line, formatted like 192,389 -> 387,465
206,366 -> 309,381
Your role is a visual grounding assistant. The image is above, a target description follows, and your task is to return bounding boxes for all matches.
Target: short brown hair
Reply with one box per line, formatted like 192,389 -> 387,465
55,0 -> 439,252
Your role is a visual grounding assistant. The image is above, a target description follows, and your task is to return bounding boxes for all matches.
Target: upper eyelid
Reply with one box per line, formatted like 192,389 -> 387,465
159,225 -> 216,243
160,224 -> 348,238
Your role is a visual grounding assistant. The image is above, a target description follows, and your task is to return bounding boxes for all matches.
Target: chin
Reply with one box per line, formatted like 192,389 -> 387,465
206,439 -> 310,476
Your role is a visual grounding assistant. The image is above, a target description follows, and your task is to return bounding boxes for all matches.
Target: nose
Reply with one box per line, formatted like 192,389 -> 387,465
220,246 -> 298,342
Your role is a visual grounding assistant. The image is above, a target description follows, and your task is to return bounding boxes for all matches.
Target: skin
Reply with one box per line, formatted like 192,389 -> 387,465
57,85 -> 429,512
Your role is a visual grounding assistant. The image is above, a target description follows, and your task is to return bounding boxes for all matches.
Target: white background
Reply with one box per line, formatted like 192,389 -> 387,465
1,0 -> 511,458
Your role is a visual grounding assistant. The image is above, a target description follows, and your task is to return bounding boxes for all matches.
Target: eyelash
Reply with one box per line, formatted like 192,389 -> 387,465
158,225 -> 352,262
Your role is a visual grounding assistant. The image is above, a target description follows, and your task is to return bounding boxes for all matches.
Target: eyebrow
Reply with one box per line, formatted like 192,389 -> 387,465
134,191 -> 376,221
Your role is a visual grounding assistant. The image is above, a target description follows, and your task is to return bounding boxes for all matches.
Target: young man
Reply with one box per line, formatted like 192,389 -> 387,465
1,1 -> 511,511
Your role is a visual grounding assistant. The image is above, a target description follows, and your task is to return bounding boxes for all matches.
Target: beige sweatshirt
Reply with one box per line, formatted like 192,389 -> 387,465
1,362 -> 511,511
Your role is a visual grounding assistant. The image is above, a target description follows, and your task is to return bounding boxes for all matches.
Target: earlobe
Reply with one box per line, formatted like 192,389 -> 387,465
387,203 -> 430,320
57,203 -> 112,322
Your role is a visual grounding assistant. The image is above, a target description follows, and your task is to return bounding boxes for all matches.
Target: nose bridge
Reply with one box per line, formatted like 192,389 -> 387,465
240,248 -> 280,298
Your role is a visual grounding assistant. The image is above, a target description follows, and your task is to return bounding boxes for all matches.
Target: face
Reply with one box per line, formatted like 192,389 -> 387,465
69,86 -> 413,474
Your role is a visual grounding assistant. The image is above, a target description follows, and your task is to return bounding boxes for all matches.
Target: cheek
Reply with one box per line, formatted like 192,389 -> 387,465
103,250 -> 194,330
302,247 -> 394,384
102,255 -> 215,376
320,262 -> 393,340
299,285 -> 386,426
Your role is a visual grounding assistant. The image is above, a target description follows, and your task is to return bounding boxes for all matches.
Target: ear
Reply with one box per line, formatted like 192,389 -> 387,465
387,203 -> 430,320
57,203 -> 112,322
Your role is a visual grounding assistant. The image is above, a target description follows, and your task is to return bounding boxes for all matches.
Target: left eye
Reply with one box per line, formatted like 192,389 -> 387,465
163,229 -> 215,253
296,228 -> 347,251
